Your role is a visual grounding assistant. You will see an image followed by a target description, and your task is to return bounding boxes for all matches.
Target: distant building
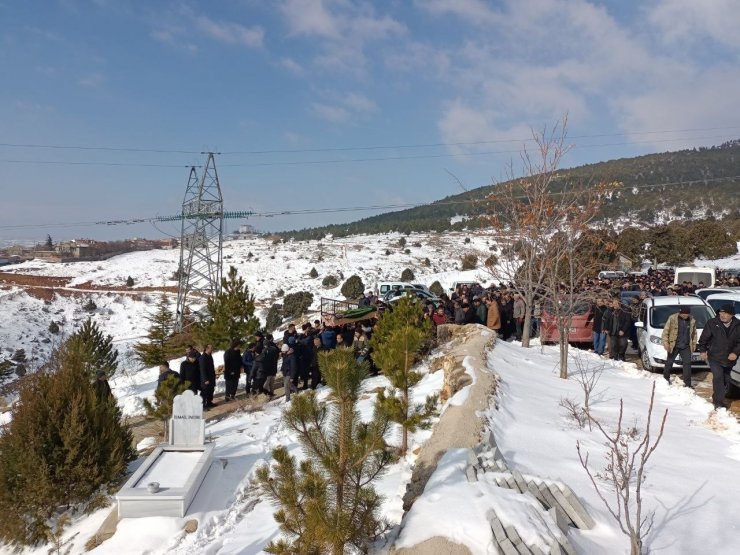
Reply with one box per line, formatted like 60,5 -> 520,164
232,223 -> 259,239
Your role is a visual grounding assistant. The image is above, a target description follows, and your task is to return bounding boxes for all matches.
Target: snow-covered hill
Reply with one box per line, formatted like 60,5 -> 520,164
0,231 -> 493,383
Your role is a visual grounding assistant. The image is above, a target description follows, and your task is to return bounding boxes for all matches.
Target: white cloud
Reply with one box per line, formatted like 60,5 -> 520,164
646,0 -> 740,50
278,0 -> 405,75
414,0 -> 499,26
279,57 -> 304,75
311,102 -> 350,123
342,92 -> 376,113
193,15 -> 264,48
79,73 -> 104,87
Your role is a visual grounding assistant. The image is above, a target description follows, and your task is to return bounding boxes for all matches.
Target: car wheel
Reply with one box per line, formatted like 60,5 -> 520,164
641,347 -> 659,373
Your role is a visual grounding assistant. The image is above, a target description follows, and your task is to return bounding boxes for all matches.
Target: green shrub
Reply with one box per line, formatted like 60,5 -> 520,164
398,237 -> 407,247
422,258 -> 431,267
126,276 -> 134,287
309,267 -> 319,278
0,345 -> 135,545
282,291 -> 314,318
485,255 -> 498,267
429,281 -> 444,296
400,268 -> 415,281
266,304 -> 283,332
48,321 -> 60,334
322,275 -> 338,288
461,254 -> 478,270
340,275 -> 365,299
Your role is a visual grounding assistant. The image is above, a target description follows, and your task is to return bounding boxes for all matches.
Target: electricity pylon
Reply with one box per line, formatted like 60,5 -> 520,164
175,153 -> 224,330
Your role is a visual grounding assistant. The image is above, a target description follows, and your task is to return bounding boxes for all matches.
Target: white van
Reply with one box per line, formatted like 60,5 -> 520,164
674,266 -> 715,288
376,282 -> 419,297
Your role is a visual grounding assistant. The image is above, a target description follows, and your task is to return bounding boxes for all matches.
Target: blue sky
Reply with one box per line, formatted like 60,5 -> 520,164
2,0 -> 740,242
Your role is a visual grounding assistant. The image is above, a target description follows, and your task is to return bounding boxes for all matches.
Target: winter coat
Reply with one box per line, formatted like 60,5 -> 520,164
199,352 -> 216,387
223,348 -> 243,380
157,368 -> 180,388
662,314 -> 697,353
432,312 -> 448,326
297,335 -> 313,373
263,343 -> 279,377
179,359 -> 200,392
320,329 -> 337,348
604,307 -> 631,336
283,330 -> 298,347
253,349 -> 267,379
241,350 -> 254,373
486,300 -> 501,330
513,299 -> 526,320
454,307 -> 466,325
281,351 -> 298,379
475,303 -> 488,325
464,305 -> 478,324
697,316 -> 740,366
587,304 -> 608,334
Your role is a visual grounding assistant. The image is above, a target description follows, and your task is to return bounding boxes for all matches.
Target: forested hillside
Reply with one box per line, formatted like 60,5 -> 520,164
279,141 -> 740,240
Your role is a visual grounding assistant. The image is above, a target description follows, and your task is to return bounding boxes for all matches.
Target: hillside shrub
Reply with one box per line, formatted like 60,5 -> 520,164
385,249 -> 391,256
266,304 -> 283,332
322,275 -> 338,288
422,257 -> 431,267
340,275 -> 365,299
485,255 -> 498,267
282,291 -> 314,318
461,254 -> 478,270
63,318 -> 118,380
464,237 -> 471,244
134,293 -> 180,367
429,281 -> 444,296
404,249 -> 411,254
83,299 -> 97,312
126,276 -> 134,287
0,344 -> 135,545
309,267 -> 319,278
48,321 -> 60,334
398,237 -> 407,247
400,268 -> 415,281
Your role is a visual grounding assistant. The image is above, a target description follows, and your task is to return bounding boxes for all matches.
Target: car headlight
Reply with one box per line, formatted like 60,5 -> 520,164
649,335 -> 663,345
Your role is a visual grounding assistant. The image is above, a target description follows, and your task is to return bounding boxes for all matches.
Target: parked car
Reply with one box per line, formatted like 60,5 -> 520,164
539,299 -> 593,346
383,288 -> 441,307
376,281 -> 420,297
635,296 -> 714,373
705,293 -> 740,319
694,288 -> 737,301
598,270 -> 626,280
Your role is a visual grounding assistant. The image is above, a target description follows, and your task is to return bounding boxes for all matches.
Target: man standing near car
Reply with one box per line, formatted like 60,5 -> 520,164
587,298 -> 608,355
662,306 -> 697,388
698,304 -> 740,410
604,298 -> 631,361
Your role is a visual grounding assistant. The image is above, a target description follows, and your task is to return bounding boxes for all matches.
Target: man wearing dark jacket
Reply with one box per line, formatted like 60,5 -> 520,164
698,304 -> 740,410
223,339 -> 243,401
199,344 -> 217,409
587,298 -> 608,355
262,336 -> 279,396
280,343 -> 299,401
179,351 -> 200,394
242,343 -> 255,395
604,298 -> 631,361
157,362 -> 180,388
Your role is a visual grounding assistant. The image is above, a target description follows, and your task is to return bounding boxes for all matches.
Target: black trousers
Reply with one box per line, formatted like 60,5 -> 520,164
663,346 -> 692,386
609,334 -> 628,360
709,360 -> 732,408
224,377 -> 239,399
201,384 -> 214,407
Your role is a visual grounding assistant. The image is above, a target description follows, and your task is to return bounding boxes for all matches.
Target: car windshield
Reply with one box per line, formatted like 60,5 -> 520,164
707,299 -> 740,315
650,305 -> 714,329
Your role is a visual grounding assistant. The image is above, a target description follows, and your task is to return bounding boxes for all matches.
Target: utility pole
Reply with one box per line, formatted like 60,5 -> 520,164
175,152 -> 223,331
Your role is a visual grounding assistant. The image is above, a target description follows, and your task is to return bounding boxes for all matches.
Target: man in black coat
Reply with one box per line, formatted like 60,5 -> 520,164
223,339 -> 243,402
262,336 -> 279,396
199,344 -> 217,409
157,362 -> 180,388
604,298 -> 631,361
179,350 -> 200,394
698,304 -> 740,410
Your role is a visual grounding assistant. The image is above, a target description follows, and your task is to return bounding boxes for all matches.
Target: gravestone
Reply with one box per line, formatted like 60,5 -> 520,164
169,390 -> 205,447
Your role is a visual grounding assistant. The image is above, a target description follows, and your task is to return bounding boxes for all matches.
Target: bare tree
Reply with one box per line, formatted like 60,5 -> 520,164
577,382 -> 667,555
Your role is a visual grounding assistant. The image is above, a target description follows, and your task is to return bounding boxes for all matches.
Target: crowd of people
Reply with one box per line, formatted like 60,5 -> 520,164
151,267 -> 739,411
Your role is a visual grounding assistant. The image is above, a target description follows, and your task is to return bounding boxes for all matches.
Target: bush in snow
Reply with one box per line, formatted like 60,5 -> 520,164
48,321 -> 60,334
83,299 -> 97,312
309,267 -> 319,278
62,318 -> 118,380
397,237 -> 406,247
256,348 -> 392,555
461,254 -> 478,270
429,280 -> 444,296
422,257 -> 431,267
125,276 -> 134,287
484,254 -> 498,267
400,268 -> 414,281
340,275 -> 365,300
322,275 -> 338,288
282,291 -> 314,319
266,304 -> 283,332
0,344 -> 135,545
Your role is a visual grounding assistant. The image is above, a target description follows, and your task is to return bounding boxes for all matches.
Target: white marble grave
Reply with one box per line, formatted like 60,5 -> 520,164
116,391 -> 215,518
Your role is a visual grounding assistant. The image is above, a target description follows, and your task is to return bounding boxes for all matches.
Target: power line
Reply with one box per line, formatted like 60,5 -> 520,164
1,134 -> 738,170
1,125 -> 739,156
0,174 -> 737,232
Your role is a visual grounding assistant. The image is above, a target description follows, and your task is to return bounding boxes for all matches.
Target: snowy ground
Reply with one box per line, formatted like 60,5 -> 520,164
0,231 -> 495,381
5,333 -> 740,554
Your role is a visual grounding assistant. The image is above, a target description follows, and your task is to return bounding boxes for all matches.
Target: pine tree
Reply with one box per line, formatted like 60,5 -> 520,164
400,268 -> 414,281
0,342 -> 135,546
134,293 -> 179,367
340,275 -> 365,299
195,265 -> 260,350
309,267 -> 318,278
370,296 -> 437,456
45,234 -> 53,249
62,318 -> 118,381
48,320 -> 60,334
256,348 -> 392,555
142,374 -> 190,440
125,276 -> 135,287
